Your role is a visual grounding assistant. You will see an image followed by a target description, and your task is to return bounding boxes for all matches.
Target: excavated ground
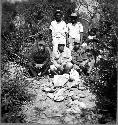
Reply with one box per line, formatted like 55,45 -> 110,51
22,74 -> 97,124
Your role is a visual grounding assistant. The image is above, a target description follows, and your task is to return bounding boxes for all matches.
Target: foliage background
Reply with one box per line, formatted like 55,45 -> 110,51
1,0 -> 118,123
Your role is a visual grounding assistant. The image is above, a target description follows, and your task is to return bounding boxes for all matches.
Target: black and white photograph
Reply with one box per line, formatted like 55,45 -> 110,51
1,0 -> 117,124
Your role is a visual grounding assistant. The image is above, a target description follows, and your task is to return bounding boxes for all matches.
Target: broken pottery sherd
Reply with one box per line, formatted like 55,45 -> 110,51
47,93 -> 54,99
54,95 -> 65,102
78,93 -> 86,98
53,74 -> 69,87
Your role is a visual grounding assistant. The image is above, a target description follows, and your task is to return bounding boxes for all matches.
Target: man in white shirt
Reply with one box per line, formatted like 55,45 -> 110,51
50,41 -> 73,75
49,10 -> 68,53
67,13 -> 83,51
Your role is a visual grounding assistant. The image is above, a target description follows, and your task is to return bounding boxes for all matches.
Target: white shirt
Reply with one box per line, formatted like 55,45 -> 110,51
67,22 -> 83,39
88,35 -> 96,40
50,20 -> 68,38
52,46 -> 72,65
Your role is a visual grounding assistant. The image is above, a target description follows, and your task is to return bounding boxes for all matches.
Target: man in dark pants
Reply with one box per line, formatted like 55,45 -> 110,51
26,40 -> 51,77
71,42 -> 89,75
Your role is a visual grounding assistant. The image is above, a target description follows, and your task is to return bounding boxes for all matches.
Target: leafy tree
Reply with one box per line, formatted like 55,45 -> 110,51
86,0 -> 117,123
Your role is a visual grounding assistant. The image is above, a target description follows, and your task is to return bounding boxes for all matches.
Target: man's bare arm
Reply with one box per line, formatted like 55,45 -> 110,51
80,32 -> 83,44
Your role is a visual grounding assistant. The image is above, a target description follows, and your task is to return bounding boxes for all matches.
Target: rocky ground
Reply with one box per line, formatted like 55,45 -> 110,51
2,52 -> 116,124
21,73 -> 97,124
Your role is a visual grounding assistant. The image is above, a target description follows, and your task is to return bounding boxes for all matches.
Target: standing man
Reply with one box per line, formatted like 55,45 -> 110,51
49,10 -> 68,53
67,13 -> 83,51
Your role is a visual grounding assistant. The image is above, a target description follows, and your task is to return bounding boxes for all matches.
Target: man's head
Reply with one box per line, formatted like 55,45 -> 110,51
58,43 -> 65,52
89,28 -> 97,36
74,42 -> 80,51
85,49 -> 93,58
70,13 -> 78,24
54,10 -> 63,22
37,40 -> 45,53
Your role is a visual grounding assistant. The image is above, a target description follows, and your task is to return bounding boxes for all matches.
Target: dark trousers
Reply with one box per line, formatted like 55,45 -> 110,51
26,61 -> 50,77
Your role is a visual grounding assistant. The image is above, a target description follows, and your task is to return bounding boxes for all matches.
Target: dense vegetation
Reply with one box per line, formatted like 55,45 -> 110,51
86,0 -> 117,123
1,0 -> 117,123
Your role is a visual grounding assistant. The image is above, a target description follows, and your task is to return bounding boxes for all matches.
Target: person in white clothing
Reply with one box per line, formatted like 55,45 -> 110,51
67,13 -> 83,51
50,41 -> 73,75
49,10 -> 68,53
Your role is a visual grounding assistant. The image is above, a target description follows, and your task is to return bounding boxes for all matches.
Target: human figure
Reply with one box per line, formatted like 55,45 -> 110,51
50,41 -> 73,75
87,28 -> 98,50
49,10 -> 68,53
25,39 -> 51,77
81,49 -> 95,74
87,28 -> 100,64
71,42 -> 88,73
88,28 -> 97,40
71,41 -> 95,75
67,13 -> 83,51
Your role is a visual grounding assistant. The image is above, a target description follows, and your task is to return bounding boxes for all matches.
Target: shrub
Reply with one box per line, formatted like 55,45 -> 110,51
85,0 -> 117,123
1,63 -> 35,123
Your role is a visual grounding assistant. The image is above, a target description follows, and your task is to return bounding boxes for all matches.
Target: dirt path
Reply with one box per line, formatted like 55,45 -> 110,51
21,74 -> 97,124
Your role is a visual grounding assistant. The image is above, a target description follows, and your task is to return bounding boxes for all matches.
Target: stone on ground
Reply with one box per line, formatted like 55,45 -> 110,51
53,74 -> 69,87
22,73 -> 96,123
